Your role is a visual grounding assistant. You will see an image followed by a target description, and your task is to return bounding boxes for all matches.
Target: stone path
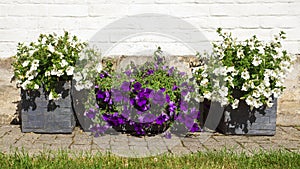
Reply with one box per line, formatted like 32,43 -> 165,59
0,125 -> 299,157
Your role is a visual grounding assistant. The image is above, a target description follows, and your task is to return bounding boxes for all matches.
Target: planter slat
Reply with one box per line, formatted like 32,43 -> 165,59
217,99 -> 277,136
21,81 -> 75,133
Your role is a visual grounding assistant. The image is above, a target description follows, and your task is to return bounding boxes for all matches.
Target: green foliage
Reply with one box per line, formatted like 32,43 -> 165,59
0,149 -> 299,169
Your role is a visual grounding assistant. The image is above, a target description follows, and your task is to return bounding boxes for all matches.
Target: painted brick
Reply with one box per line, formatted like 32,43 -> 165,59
7,4 -> 48,16
168,4 -> 210,17
48,5 -> 88,17
89,4 -> 129,16
0,0 -> 299,59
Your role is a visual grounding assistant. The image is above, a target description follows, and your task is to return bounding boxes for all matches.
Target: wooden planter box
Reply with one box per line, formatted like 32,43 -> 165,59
71,84 -> 93,132
21,81 -> 76,133
217,99 -> 277,136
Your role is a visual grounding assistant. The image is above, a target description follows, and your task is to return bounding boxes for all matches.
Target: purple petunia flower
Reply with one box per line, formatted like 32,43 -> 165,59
190,123 -> 200,132
111,89 -> 123,102
166,94 -> 170,103
183,115 -> 194,129
122,105 -> 130,119
164,131 -> 172,139
139,113 -> 156,123
96,90 -> 105,99
181,89 -> 188,96
133,82 -> 142,91
156,113 -> 169,125
84,108 -> 96,119
99,73 -> 105,79
104,91 -> 110,102
121,81 -> 131,92
137,99 -> 147,107
157,56 -> 163,63
147,69 -> 154,75
189,107 -> 200,119
169,101 -> 177,113
172,85 -> 178,91
125,70 -> 132,76
160,88 -> 166,92
180,72 -> 185,76
90,124 -> 109,137
168,67 -> 174,75
151,90 -> 165,106
181,82 -> 188,88
180,101 -> 188,112
137,111 -> 143,115
130,98 -> 135,105
134,123 -> 145,135
187,85 -> 195,92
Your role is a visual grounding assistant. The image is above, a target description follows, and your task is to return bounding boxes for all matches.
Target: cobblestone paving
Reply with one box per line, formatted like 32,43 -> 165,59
0,125 -> 299,157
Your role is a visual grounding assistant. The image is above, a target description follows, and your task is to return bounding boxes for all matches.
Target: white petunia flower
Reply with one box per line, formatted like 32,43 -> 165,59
60,59 -> 68,67
275,80 -> 283,87
245,96 -> 255,107
74,81 -> 85,91
231,69 -> 239,76
32,59 -> 39,65
263,88 -> 272,98
226,66 -> 235,73
252,90 -> 260,98
200,78 -> 209,86
48,45 -> 55,53
34,84 -> 39,89
22,61 -> 30,67
73,72 -> 83,82
253,99 -> 263,109
56,70 -> 64,77
45,71 -> 51,77
66,66 -> 74,76
232,99 -> 239,109
201,72 -> 208,78
27,75 -> 34,81
224,76 -> 234,87
220,97 -> 229,107
252,56 -> 262,66
84,80 -> 93,89
272,88 -> 282,98
95,63 -> 103,73
49,91 -> 54,100
237,49 -> 244,58
241,82 -> 249,91
263,76 -> 270,87
213,66 -> 227,76
219,86 -> 228,97
79,54 -> 88,61
241,70 -> 250,80
203,91 -> 212,99
21,80 -> 30,90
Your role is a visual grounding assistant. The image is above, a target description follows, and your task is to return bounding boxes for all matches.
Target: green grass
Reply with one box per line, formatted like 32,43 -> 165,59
0,149 -> 299,169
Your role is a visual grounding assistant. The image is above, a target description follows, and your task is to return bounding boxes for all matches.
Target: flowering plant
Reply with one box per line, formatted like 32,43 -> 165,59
85,48 -> 201,137
194,28 -> 296,110
12,31 -> 86,100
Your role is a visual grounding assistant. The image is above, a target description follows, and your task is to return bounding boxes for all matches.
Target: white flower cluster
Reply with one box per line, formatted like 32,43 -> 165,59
195,29 -> 296,110
18,59 -> 40,90
73,49 -> 103,91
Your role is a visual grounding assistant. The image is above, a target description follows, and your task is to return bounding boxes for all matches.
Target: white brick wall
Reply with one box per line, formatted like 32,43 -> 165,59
0,0 -> 299,58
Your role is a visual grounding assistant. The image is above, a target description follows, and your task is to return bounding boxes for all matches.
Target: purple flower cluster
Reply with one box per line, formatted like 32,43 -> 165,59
86,54 -> 201,137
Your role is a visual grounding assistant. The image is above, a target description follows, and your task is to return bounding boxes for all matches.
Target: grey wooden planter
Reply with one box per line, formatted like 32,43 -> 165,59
217,98 -> 277,136
21,81 -> 76,133
71,83 -> 93,132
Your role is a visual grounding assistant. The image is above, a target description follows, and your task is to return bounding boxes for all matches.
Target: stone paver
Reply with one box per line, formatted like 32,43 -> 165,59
0,125 -> 299,157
